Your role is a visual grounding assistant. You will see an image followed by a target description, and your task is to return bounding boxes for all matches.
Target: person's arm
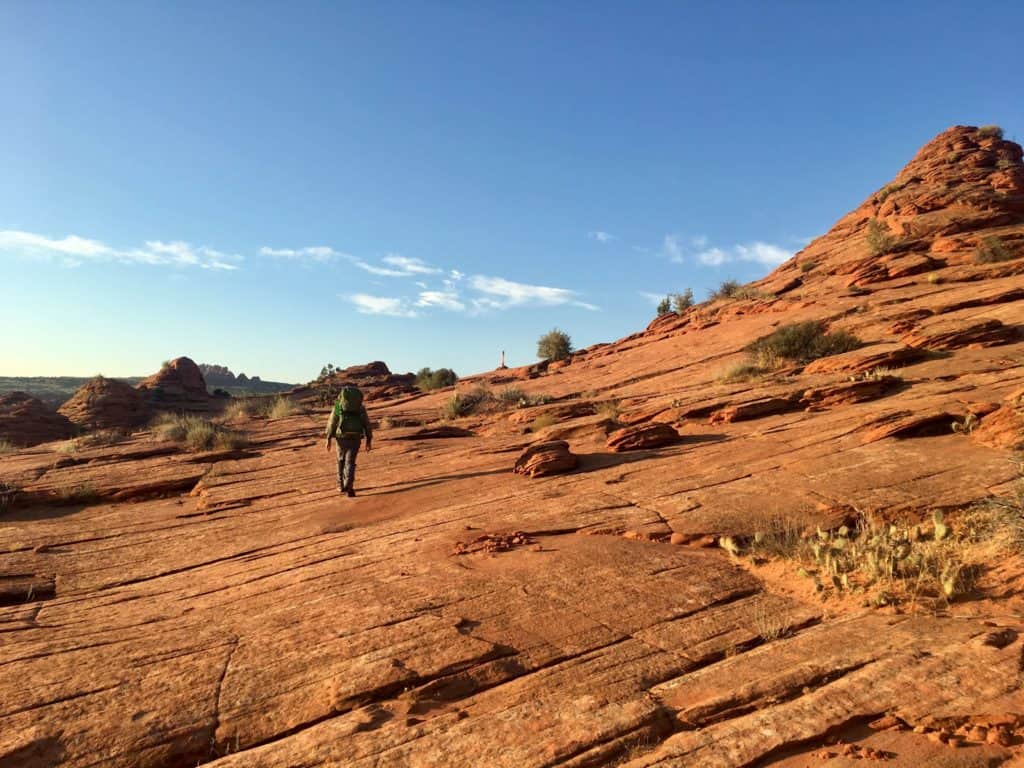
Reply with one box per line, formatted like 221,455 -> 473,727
325,407 -> 339,451
362,405 -> 373,450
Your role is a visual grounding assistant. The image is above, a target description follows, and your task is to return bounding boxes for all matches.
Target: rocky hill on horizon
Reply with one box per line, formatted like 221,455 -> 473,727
1,125 -> 1023,767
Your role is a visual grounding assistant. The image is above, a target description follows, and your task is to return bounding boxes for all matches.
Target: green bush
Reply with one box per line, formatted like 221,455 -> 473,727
745,321 -> 861,367
440,386 -> 492,419
974,236 -> 1015,264
496,387 -> 526,407
708,280 -> 741,300
537,328 -> 573,361
865,218 -> 895,257
416,367 -> 458,391
671,289 -> 694,314
977,125 -> 1003,140
656,296 -> 672,316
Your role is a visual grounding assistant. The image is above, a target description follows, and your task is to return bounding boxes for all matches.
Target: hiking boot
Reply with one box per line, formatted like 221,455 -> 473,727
346,489 -> 356,498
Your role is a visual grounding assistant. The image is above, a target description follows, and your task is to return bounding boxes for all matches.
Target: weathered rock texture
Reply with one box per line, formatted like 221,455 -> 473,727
2,126 -> 1024,768
136,357 -> 214,412
0,392 -> 75,447
57,376 -> 151,431
607,422 -> 683,451
290,361 -> 418,407
513,439 -> 578,477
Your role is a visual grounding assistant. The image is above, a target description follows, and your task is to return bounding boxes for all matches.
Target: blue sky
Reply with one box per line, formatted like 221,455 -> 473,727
2,1 -> 1022,382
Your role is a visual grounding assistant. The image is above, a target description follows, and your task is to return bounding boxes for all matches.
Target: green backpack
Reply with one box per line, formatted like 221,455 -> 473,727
333,386 -> 364,437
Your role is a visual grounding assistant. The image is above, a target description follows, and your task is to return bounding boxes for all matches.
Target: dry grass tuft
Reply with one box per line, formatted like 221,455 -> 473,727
152,413 -> 247,452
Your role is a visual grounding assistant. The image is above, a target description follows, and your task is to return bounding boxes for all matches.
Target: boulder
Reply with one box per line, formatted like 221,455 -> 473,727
0,391 -> 76,447
58,377 -> 151,431
136,357 -> 213,411
972,388 -> 1024,451
513,440 -> 578,477
708,396 -> 800,424
606,423 -> 682,452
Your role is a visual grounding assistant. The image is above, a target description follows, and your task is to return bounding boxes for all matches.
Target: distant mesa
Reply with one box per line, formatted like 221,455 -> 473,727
197,363 -> 293,394
0,391 -> 76,447
58,376 -> 151,431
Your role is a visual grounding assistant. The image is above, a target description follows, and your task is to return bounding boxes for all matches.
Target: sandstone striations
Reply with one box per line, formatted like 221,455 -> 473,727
137,357 -> 214,412
2,126 -> 1024,768
0,391 -> 75,447
57,376 -> 151,431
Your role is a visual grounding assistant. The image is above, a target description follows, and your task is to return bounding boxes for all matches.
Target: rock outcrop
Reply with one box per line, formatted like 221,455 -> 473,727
513,440 -> 578,477
607,422 -> 682,451
291,361 -> 418,408
0,392 -> 75,446
137,357 -> 214,412
57,376 -> 151,431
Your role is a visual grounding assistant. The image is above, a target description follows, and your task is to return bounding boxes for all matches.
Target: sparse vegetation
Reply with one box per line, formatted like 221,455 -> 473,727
865,218 -> 895,256
223,396 -> 297,420
530,414 -> 557,432
496,387 -> 527,407
744,320 -> 861,368
440,386 -> 493,419
415,367 -> 458,391
875,182 -> 904,203
56,482 -> 100,504
152,413 -> 247,452
671,289 -> 694,314
708,279 -> 741,301
0,439 -> 15,454
537,328 -> 573,362
977,125 -> 1004,140
952,413 -> 980,435
656,296 -> 671,316
799,260 -> 816,273
267,396 -> 298,419
927,272 -> 942,284
0,481 -> 16,514
974,235 -> 1016,264
849,366 -> 900,383
597,400 -> 621,422
718,362 -> 765,383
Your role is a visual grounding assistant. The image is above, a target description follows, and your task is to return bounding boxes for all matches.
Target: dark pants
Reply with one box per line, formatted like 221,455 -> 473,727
336,437 -> 361,491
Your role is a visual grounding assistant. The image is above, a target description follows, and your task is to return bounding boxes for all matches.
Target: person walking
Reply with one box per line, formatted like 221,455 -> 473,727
325,385 -> 372,497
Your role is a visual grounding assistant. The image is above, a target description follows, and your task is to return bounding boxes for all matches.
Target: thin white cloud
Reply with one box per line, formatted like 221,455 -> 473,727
346,294 -> 417,317
691,235 -> 709,248
260,245 -> 338,263
663,235 -> 685,263
0,230 -> 242,270
354,261 -> 409,277
588,230 -> 615,243
697,241 -> 792,266
469,275 -> 598,311
450,269 -> 465,281
382,254 -> 441,275
638,291 -> 666,305
416,289 -> 465,311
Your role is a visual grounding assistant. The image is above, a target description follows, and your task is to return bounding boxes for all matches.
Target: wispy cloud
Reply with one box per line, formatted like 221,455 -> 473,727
658,233 -> 792,267
346,294 -> 417,317
0,230 -> 241,270
638,291 -> 666,305
353,253 -> 442,277
469,275 -> 598,311
260,245 -> 338,263
588,230 -> 615,243
416,289 -> 465,311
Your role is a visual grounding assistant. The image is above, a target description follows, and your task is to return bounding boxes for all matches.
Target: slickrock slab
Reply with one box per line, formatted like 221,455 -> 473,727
607,423 -> 682,451
859,409 -> 958,443
800,376 -> 902,409
0,391 -> 75,447
708,396 -> 800,424
513,440 -> 577,477
392,425 -> 475,440
802,344 -> 928,375
901,317 -> 1018,350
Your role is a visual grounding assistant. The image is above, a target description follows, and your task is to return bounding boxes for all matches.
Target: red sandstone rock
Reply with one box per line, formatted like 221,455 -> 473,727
709,396 -> 800,424
801,377 -> 902,409
900,317 -> 1018,350
394,426 -> 475,440
972,388 -> 1024,450
606,422 -> 682,451
58,376 -> 151,430
0,391 -> 75,447
136,356 -> 214,411
513,440 -> 578,477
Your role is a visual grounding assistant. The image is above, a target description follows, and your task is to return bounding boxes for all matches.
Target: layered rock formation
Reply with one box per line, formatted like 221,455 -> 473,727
137,357 -> 214,412
0,392 -> 75,446
57,376 -> 150,431
2,126 -> 1024,768
291,360 -> 418,407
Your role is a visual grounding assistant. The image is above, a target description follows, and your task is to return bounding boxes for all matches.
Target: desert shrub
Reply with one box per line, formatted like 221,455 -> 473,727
733,287 -> 774,301
974,236 -> 1015,264
537,329 -> 573,362
0,481 -> 16,514
496,387 -> 527,407
717,362 -> 764,383
977,125 -> 1003,140
671,289 -> 694,314
708,280 -> 741,301
530,414 -> 557,432
850,366 -> 900,383
152,414 -> 246,452
926,272 -> 942,284
267,396 -> 298,419
875,182 -> 904,203
221,399 -> 253,421
440,386 -> 492,419
0,439 -> 15,454
61,429 -> 130,452
799,260 -> 816,273
416,367 -> 458,391
865,218 -> 895,256
56,482 -> 99,504
597,400 -> 621,422
655,296 -> 672,316
745,321 -> 861,367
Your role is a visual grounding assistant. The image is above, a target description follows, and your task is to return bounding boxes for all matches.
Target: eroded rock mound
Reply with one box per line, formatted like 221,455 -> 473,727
58,377 -> 150,431
973,388 -> 1024,450
0,391 -> 75,447
607,422 -> 682,451
292,361 -> 418,407
137,357 -> 213,411
514,440 -> 578,477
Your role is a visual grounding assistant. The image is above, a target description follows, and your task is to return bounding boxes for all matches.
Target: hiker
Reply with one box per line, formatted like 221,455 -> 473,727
325,385 -> 372,497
